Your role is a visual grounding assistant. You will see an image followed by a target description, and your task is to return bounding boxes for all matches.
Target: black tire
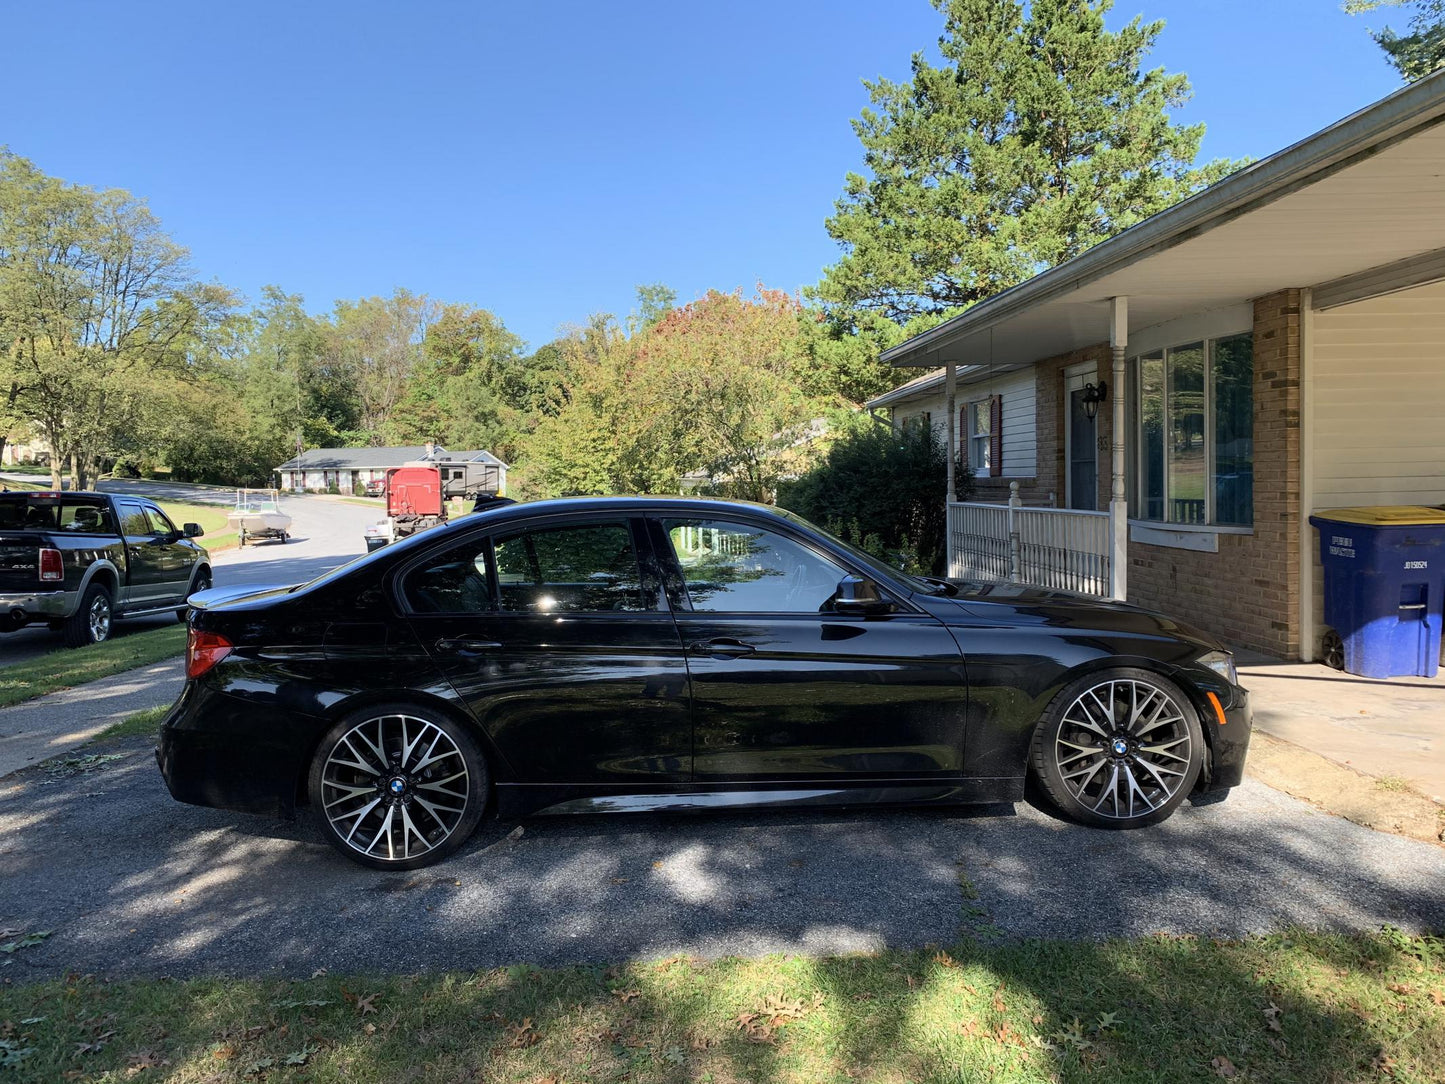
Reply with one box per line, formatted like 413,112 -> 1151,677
178,569 -> 211,622
62,582 -> 113,648
1030,667 -> 1204,829
307,702 -> 489,870
1321,629 -> 1345,671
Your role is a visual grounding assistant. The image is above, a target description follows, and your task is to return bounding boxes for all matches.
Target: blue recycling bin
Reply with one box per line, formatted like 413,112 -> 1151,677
1309,507 -> 1445,678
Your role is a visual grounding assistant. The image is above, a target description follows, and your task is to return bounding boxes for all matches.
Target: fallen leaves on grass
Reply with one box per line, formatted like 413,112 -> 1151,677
735,992 -> 826,1044
124,1049 -> 169,1074
341,987 -> 381,1015
1263,1001 -> 1284,1032
1211,1054 -> 1238,1077
503,1018 -> 541,1049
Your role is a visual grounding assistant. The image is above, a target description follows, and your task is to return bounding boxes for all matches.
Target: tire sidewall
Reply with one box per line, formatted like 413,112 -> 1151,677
1031,667 -> 1205,830
64,583 -> 112,648
306,702 -> 489,870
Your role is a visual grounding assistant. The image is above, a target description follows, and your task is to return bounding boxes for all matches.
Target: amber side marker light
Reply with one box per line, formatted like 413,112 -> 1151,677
1205,691 -> 1228,726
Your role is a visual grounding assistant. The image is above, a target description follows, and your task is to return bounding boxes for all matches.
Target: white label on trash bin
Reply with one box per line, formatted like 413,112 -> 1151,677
1405,560 -> 1428,570
1329,534 -> 1356,558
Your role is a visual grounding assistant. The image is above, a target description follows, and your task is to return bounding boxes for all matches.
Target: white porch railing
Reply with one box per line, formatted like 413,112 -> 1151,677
948,484 -> 1114,599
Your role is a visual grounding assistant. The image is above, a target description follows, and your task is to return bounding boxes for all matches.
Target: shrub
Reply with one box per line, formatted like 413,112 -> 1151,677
326,482 -> 341,495
779,415 -> 966,575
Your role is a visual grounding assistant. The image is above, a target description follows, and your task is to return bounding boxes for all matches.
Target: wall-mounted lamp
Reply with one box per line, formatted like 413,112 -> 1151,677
1081,380 -> 1108,421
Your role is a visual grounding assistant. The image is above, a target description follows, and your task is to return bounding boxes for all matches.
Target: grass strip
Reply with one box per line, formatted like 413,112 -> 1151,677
91,703 -> 169,742
0,928 -> 1441,1082
0,625 -> 185,709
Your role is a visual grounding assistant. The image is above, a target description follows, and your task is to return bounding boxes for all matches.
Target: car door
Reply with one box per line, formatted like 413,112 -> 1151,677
140,503 -> 197,602
655,515 -> 969,783
401,515 -> 693,785
115,500 -> 169,606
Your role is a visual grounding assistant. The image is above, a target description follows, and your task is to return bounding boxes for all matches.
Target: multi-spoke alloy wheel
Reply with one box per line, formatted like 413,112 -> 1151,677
1031,668 -> 1204,829
308,705 -> 487,869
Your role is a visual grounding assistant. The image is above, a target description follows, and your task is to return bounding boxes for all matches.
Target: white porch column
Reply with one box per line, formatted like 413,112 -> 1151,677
1109,296 -> 1129,602
944,359 -> 957,503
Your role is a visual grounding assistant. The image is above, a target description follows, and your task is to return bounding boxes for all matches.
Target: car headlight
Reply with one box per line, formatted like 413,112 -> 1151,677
1197,650 -> 1237,685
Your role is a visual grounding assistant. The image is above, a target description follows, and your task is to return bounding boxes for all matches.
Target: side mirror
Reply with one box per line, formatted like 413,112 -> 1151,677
831,575 -> 894,617
183,522 -> 204,538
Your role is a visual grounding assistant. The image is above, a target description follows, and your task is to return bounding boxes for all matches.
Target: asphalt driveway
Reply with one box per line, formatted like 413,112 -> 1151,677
1,737 -> 1441,981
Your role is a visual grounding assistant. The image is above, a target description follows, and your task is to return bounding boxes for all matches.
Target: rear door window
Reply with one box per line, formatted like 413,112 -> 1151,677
403,536 -> 494,614
493,521 -> 650,613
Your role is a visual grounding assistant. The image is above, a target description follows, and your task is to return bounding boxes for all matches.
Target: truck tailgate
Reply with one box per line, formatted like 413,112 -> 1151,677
0,535 -> 44,592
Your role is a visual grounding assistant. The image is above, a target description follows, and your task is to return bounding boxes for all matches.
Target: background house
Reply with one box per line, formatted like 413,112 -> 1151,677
275,444 -> 507,495
873,71 -> 1445,662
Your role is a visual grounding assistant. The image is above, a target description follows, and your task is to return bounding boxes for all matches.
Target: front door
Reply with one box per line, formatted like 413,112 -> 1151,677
654,516 -> 969,782
404,517 -> 692,785
1067,373 -> 1099,511
116,500 -> 170,606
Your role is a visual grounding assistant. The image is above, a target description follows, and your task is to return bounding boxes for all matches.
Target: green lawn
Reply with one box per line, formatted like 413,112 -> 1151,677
158,498 -> 237,552
0,929 -> 1441,1082
0,625 -> 185,709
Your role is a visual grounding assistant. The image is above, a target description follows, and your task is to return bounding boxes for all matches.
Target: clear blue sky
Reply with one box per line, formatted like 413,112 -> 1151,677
1,0 -> 1405,349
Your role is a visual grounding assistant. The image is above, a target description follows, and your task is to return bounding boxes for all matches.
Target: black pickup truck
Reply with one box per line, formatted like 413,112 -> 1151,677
0,490 -> 212,647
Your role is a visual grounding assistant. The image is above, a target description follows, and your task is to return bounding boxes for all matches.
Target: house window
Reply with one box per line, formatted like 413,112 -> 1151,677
1133,333 -> 1253,527
966,400 -> 991,474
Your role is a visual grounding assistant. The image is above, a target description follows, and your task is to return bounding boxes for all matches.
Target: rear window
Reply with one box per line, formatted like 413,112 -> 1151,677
0,496 -> 116,535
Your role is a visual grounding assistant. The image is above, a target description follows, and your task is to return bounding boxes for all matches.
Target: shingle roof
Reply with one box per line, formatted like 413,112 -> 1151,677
274,446 -> 507,471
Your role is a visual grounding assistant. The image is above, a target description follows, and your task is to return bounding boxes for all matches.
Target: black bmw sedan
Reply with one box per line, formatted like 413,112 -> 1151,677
158,497 -> 1251,870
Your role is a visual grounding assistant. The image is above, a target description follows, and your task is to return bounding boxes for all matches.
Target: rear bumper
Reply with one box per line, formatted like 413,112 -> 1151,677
156,681 -> 326,816
0,589 -> 76,628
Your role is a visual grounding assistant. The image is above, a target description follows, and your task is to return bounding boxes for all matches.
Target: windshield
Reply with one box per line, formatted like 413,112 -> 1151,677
769,507 -> 944,595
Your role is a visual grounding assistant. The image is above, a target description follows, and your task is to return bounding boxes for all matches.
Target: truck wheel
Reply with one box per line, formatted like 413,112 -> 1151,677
63,583 -> 113,648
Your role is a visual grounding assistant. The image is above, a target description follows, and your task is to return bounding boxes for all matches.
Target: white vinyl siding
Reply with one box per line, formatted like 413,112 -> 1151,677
1308,278 -> 1445,633
886,369 -> 1036,478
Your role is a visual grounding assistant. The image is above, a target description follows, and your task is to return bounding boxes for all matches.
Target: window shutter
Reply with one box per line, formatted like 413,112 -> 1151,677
988,395 -> 1003,477
960,407 -> 970,470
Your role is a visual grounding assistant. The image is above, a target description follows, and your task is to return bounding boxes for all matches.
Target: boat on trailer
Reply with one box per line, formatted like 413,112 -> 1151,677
227,489 -> 292,546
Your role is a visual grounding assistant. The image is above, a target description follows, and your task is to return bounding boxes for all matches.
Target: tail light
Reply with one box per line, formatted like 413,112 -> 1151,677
38,548 -> 63,582
186,628 -> 233,679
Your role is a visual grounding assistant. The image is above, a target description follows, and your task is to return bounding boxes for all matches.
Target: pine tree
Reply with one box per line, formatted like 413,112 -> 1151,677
815,0 -> 1239,325
1347,1 -> 1445,81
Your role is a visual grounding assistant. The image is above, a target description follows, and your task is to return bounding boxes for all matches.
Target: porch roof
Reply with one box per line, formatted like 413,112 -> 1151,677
883,70 -> 1445,370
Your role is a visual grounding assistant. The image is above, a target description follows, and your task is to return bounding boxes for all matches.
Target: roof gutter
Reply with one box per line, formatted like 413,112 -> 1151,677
880,69 -> 1445,367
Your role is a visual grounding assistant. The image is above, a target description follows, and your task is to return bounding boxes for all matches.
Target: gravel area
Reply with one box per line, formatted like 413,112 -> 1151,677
1,740 -> 1441,981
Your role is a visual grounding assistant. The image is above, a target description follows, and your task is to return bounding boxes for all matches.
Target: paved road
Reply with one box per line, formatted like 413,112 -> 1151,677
0,746 -> 1441,980
0,488 -> 377,667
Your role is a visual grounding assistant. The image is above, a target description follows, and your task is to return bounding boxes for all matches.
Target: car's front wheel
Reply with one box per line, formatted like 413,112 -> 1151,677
1031,668 -> 1204,829
307,703 -> 488,870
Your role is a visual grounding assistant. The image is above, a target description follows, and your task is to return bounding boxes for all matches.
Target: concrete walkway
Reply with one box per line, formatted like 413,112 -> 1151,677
0,659 -> 182,778
1239,655 -> 1445,803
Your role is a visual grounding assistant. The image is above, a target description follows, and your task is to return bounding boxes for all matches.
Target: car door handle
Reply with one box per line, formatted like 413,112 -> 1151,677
689,637 -> 757,658
434,637 -> 502,654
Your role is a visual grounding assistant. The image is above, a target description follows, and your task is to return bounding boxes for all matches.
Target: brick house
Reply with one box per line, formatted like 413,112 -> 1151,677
868,72 -> 1445,661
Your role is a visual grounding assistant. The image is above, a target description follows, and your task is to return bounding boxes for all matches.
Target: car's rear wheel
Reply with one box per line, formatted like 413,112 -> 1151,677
1031,668 -> 1204,829
62,583 -> 113,648
307,703 -> 488,870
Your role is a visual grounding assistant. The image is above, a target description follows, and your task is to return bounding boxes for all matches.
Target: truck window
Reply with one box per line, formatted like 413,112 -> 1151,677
0,496 -> 117,534
143,505 -> 177,535
117,502 -> 151,537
